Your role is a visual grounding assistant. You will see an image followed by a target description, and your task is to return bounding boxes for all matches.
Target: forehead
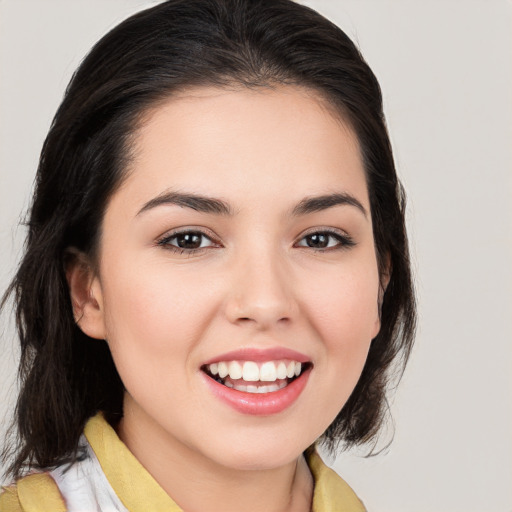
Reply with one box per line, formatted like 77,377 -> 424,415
116,85 -> 368,213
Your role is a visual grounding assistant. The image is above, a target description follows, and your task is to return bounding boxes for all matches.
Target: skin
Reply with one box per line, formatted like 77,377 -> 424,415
68,85 -> 384,512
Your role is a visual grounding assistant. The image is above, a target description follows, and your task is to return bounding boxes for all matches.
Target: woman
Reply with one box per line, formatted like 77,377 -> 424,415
0,0 -> 415,510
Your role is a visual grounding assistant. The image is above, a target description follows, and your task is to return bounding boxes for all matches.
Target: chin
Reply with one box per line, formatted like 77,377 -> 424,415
202,432 -> 312,472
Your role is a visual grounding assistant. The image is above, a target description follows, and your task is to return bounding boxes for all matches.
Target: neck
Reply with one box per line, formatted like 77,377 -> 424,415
117,402 -> 314,512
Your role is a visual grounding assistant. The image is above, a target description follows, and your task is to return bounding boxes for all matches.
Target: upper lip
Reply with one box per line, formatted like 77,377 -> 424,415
202,347 -> 311,365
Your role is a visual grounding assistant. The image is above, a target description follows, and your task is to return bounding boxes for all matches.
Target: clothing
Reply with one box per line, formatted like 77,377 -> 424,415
0,414 -> 366,512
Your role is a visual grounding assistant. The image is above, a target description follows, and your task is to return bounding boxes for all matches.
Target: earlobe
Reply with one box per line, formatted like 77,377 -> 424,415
65,248 -> 106,340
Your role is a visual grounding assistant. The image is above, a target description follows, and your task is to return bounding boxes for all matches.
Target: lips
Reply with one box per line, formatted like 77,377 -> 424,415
200,348 -> 312,415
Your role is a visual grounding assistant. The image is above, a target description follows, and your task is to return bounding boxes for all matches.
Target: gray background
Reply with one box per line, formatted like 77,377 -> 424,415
1,1 -> 511,510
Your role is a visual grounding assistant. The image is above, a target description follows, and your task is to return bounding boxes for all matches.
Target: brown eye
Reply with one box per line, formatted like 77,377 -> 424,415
174,232 -> 203,249
158,230 -> 216,251
296,230 -> 355,251
304,233 -> 330,248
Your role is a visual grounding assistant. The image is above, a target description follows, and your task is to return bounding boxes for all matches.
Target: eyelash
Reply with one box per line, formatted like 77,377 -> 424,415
156,229 -> 219,256
296,229 -> 355,251
156,228 -> 355,255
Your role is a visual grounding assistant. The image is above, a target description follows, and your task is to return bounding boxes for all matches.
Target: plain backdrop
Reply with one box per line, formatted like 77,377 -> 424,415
0,1 -> 511,511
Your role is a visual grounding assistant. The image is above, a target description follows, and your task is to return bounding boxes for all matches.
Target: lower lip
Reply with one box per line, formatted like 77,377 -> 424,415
201,368 -> 311,416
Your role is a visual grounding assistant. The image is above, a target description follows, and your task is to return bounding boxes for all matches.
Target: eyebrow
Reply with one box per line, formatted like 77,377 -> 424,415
291,193 -> 368,218
137,190 -> 367,218
137,191 -> 234,216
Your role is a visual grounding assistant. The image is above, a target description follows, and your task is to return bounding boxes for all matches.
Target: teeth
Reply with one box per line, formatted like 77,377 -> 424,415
228,361 -> 243,380
232,381 -> 288,393
206,359 -> 306,384
242,361 -> 260,382
260,361 -> 277,382
276,362 -> 287,380
218,362 -> 229,378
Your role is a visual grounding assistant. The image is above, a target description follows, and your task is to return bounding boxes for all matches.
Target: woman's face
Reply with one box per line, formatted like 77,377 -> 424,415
82,85 -> 382,470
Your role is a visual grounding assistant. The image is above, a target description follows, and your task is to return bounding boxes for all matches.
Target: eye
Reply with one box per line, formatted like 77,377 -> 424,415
295,230 -> 354,250
157,229 -> 218,252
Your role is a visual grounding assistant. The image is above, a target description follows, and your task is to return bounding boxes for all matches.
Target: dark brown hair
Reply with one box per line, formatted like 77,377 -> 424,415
2,0 -> 415,478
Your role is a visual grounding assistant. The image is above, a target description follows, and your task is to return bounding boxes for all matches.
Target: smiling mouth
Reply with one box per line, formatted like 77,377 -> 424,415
201,360 -> 313,394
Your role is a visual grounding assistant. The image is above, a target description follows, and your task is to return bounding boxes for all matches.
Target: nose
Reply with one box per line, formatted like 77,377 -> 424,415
224,249 -> 298,330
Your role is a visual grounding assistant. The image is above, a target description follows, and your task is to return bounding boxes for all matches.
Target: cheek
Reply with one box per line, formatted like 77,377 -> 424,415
305,262 -> 380,372
311,266 -> 380,334
99,261 -> 219,372
296,262 -> 380,439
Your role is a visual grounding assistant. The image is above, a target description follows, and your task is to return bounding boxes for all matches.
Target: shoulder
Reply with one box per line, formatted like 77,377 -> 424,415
0,485 -> 21,512
0,473 -> 66,512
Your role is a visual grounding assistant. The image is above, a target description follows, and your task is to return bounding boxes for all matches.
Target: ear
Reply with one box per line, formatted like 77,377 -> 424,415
372,253 -> 392,339
65,248 -> 106,340
379,254 -> 392,306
